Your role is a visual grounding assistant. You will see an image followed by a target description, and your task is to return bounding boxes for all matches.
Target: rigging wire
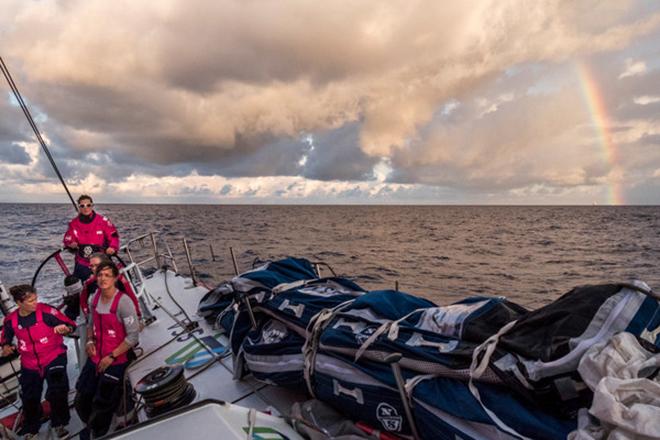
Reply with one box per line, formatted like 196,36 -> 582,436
0,56 -> 78,212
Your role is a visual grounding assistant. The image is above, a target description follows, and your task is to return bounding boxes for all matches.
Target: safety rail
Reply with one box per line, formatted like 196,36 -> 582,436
121,231 -> 179,273
118,231 -> 183,326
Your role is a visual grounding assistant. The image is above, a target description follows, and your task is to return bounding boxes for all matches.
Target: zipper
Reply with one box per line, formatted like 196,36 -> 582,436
99,312 -> 104,360
25,323 -> 43,373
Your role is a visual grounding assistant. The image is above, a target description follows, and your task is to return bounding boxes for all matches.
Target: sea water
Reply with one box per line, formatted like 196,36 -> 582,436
0,204 -> 658,309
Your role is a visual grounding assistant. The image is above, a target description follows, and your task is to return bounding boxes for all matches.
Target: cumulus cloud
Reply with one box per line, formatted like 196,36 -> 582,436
634,96 -> 660,105
1,0 -> 660,204
619,59 -> 647,78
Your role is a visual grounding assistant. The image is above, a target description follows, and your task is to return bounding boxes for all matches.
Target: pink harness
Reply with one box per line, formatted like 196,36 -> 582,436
91,291 -> 128,365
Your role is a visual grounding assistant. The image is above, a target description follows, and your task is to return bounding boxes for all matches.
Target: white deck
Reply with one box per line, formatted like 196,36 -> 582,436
1,267 -> 306,439
124,269 -> 306,425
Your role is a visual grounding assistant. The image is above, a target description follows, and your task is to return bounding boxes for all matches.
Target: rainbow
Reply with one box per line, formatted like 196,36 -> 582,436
576,62 -> 624,205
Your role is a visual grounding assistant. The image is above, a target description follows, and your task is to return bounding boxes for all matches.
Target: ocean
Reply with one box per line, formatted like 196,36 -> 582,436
0,204 -> 658,309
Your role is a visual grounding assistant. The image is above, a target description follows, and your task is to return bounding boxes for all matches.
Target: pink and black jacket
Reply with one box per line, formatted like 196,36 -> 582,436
1,304 -> 76,374
91,291 -> 129,365
63,211 -> 119,267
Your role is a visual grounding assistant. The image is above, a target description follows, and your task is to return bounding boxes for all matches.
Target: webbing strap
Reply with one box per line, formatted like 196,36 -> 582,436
354,307 -> 427,362
468,320 -> 532,440
404,373 -> 437,396
354,321 -> 392,362
302,301 -> 354,397
302,308 -> 335,397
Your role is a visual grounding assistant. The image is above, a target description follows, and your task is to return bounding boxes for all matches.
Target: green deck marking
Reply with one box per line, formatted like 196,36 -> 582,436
241,426 -> 290,440
164,332 -> 225,365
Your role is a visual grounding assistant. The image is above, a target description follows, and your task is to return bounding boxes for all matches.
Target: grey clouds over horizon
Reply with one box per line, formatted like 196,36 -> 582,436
1,0 -> 660,204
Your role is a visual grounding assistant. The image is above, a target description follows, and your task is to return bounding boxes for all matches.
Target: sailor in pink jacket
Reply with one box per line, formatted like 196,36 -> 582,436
1,285 -> 76,438
75,261 -> 139,438
63,194 -> 119,282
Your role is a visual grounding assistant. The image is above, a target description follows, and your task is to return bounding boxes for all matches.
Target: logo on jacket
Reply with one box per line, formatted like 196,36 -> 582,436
19,340 -> 27,351
39,337 -> 49,344
107,329 -> 117,337
376,403 -> 402,432
83,245 -> 93,258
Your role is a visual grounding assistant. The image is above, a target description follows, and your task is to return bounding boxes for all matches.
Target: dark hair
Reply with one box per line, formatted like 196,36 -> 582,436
89,253 -> 111,264
78,194 -> 93,204
96,261 -> 119,277
9,284 -> 36,302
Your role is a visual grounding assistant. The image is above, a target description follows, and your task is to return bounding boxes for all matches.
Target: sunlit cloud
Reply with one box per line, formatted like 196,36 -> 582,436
619,58 -> 647,78
634,95 -> 660,105
1,0 -> 660,204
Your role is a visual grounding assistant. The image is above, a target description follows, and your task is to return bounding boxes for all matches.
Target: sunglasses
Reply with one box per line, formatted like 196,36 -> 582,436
79,203 -> 93,208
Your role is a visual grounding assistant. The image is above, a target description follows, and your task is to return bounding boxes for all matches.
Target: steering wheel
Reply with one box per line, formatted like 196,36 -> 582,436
31,247 -> 127,288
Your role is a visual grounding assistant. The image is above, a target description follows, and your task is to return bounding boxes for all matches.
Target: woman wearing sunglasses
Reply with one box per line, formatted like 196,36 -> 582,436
62,194 -> 119,284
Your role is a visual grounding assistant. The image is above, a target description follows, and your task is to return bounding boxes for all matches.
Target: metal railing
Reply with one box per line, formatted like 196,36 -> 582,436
122,231 -> 179,273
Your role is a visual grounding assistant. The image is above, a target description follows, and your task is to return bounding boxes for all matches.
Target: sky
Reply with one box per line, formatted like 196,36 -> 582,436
1,0 -> 660,205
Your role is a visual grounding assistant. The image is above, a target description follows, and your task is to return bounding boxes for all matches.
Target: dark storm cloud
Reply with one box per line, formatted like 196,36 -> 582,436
0,143 -> 31,164
0,98 -> 31,143
194,136 -> 308,178
301,123 -> 380,181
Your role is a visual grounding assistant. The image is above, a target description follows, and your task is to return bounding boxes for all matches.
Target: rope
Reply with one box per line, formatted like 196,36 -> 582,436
0,56 -> 78,212
163,269 -> 194,325
136,367 -> 196,418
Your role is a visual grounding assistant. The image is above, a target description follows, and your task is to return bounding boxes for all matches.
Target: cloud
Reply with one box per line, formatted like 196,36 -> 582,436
0,97 -> 31,144
619,59 -> 647,78
1,0 -> 660,204
634,96 -> 660,105
389,80 -> 598,189
300,123 -> 380,181
0,143 -> 32,165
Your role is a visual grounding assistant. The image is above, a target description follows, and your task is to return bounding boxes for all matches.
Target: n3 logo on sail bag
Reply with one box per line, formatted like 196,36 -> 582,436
376,402 -> 402,432
355,326 -> 376,345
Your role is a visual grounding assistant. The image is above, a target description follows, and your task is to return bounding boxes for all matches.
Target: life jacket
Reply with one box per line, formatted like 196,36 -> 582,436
92,290 -> 129,365
8,304 -> 67,374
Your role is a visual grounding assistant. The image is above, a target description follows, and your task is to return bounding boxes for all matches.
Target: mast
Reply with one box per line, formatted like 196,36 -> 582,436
0,56 -> 78,212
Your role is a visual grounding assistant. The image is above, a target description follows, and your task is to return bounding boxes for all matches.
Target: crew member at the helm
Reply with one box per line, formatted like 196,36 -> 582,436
63,194 -> 119,282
